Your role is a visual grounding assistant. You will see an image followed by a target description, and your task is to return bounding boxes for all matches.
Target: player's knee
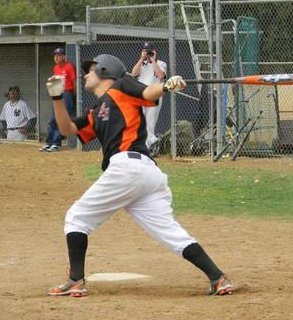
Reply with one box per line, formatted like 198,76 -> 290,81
64,220 -> 90,236
64,208 -> 91,235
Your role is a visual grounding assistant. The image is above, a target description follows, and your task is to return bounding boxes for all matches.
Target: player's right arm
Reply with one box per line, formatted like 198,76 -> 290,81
143,75 -> 187,101
53,99 -> 77,136
47,76 -> 96,143
46,75 -> 77,136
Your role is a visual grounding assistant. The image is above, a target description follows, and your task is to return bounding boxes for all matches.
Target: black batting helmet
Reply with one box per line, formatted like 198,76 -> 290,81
82,54 -> 126,80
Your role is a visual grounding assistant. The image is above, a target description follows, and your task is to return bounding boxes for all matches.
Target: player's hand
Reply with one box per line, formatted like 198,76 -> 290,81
163,76 -> 186,92
46,75 -> 65,99
141,50 -> 148,61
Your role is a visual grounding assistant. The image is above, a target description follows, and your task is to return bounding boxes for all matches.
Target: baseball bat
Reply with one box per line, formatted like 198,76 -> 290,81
185,74 -> 293,86
213,117 -> 252,162
231,111 -> 263,161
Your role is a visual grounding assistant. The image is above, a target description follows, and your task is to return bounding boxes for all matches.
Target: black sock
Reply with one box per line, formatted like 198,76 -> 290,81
66,232 -> 88,281
182,243 -> 223,281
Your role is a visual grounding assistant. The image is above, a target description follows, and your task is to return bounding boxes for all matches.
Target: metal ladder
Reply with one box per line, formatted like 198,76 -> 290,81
180,2 -> 216,83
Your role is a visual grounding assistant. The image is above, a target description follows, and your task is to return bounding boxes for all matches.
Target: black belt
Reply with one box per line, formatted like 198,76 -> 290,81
127,152 -> 157,166
127,152 -> 142,160
8,127 -> 23,131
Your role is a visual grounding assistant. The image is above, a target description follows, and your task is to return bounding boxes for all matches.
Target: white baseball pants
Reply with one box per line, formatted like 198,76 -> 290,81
7,129 -> 26,141
143,98 -> 162,148
64,152 -> 196,255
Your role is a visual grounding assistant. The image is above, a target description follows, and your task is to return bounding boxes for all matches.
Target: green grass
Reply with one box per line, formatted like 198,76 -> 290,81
84,163 -> 293,218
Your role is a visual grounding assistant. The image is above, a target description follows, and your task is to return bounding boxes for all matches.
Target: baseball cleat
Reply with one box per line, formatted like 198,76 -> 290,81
209,275 -> 234,296
48,144 -> 61,152
49,279 -> 87,297
39,144 -> 51,152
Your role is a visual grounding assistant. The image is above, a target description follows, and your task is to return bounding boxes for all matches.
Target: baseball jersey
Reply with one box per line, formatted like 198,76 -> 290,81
53,61 -> 76,92
138,60 -> 167,85
73,75 -> 157,171
0,100 -> 35,129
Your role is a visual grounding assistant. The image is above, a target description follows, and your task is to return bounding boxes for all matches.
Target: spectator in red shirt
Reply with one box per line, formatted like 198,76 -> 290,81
40,48 -> 76,152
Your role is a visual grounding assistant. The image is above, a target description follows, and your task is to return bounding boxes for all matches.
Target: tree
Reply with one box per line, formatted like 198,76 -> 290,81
0,0 -> 168,24
0,0 -> 56,24
51,0 -> 168,24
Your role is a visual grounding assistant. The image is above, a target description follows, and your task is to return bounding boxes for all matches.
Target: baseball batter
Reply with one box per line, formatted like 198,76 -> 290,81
46,54 -> 234,297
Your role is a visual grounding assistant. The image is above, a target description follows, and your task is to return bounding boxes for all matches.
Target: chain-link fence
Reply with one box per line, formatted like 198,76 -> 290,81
215,0 -> 293,158
80,0 -> 293,159
1,0 -> 292,159
81,2 -> 213,157
81,4 -> 172,153
173,0 -> 213,158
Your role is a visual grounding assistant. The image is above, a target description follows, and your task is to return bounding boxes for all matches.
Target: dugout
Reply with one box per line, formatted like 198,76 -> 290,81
0,22 -> 87,144
0,22 -> 208,151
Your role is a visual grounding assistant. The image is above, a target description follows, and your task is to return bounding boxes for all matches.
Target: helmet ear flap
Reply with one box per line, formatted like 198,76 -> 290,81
95,66 -> 107,79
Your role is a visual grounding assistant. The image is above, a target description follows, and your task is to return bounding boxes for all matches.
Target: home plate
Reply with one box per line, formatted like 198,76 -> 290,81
87,272 -> 151,282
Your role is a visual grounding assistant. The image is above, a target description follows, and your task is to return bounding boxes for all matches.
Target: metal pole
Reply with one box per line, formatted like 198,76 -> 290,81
35,43 -> 41,142
209,0 -> 215,160
169,0 -> 177,159
86,5 -> 91,43
215,0 -> 223,154
75,43 -> 82,150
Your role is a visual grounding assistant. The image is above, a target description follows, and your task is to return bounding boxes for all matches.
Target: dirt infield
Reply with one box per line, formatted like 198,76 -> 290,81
1,144 -> 293,320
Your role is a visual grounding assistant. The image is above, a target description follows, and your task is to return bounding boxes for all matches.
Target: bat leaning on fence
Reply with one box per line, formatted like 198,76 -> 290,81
231,111 -> 263,161
185,74 -> 293,86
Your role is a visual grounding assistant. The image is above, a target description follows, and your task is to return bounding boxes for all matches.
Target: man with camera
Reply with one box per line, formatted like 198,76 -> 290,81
132,42 -> 167,155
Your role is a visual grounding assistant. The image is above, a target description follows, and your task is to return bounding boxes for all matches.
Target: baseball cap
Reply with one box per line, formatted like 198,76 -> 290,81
142,42 -> 156,51
8,86 -> 20,93
53,48 -> 65,55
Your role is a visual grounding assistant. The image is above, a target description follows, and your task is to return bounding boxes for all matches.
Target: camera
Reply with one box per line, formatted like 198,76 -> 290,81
147,50 -> 155,57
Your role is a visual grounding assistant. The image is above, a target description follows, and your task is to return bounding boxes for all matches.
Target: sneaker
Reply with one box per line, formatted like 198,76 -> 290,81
48,145 -> 61,152
49,279 -> 87,297
39,144 -> 51,152
209,275 -> 234,296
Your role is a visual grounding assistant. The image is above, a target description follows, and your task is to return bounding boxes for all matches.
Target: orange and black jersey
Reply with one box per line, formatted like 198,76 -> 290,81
73,74 -> 157,171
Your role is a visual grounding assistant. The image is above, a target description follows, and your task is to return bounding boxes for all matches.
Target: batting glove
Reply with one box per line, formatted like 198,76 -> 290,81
46,75 -> 65,100
163,76 -> 187,92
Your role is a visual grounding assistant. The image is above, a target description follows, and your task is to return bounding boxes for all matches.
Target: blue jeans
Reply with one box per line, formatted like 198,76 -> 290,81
46,91 -> 75,146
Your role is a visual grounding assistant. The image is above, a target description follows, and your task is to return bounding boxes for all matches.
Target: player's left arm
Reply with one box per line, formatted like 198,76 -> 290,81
143,75 -> 186,101
119,74 -> 186,106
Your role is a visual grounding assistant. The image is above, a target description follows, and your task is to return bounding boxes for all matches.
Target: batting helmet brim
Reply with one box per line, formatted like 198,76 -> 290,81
81,60 -> 97,74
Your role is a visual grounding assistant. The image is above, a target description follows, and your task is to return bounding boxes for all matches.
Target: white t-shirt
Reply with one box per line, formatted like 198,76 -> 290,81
0,99 -> 35,129
138,60 -> 167,85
